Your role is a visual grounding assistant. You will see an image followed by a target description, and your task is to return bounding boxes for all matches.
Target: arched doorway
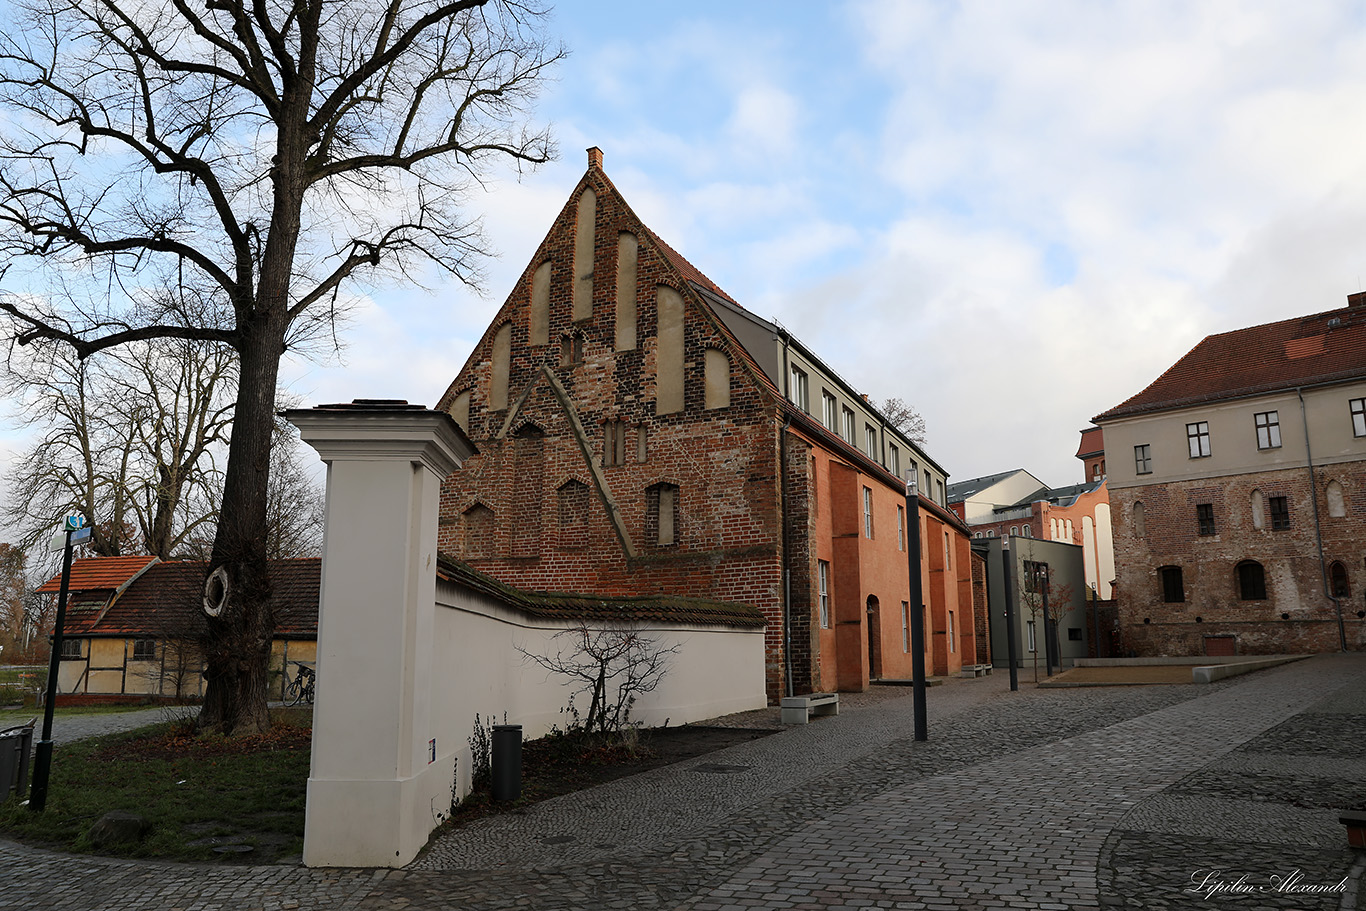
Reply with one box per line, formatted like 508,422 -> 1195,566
866,595 -> 881,682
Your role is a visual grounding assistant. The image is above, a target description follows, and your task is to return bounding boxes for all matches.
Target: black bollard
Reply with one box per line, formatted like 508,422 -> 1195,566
491,724 -> 522,802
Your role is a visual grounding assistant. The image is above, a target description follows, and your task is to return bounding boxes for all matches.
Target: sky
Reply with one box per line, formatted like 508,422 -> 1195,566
10,0 -> 1366,502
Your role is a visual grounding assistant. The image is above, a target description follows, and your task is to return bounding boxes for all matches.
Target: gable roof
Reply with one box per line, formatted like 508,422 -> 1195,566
35,555 -> 157,594
1094,300 -> 1366,422
946,469 -> 1047,505
44,558 -> 320,640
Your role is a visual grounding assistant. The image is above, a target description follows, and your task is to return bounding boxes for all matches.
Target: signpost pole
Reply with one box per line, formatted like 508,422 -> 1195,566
29,516 -> 85,811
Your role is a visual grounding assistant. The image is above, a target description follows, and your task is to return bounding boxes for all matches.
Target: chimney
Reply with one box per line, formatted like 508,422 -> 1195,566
1347,291 -> 1366,308
587,147 -> 603,170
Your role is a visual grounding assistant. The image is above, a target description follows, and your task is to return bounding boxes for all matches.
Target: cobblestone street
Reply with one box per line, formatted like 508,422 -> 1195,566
2,654 -> 1362,910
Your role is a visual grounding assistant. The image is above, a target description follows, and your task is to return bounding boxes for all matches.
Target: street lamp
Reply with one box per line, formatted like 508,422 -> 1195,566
904,479 -> 927,741
29,515 -> 90,812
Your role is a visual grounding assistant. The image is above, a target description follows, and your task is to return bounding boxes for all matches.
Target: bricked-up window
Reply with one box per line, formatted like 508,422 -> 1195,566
603,420 -> 630,467
464,504 -> 495,558
1133,501 -> 1146,537
822,391 -> 838,431
1330,561 -> 1350,598
132,638 -> 157,661
1269,496 -> 1290,530
559,332 -> 583,367
647,483 -> 680,546
897,505 -> 905,551
863,486 -> 874,538
557,480 -> 590,548
1254,411 -> 1281,449
1160,566 -> 1185,603
1352,398 -> 1366,437
1187,421 -> 1211,458
704,348 -> 731,410
865,423 -> 879,461
1134,444 -> 1152,475
842,406 -> 856,443
818,561 -> 831,629
1237,560 -> 1267,600
888,444 -> 900,477
1196,503 -> 1216,536
60,638 -> 82,659
789,365 -> 809,412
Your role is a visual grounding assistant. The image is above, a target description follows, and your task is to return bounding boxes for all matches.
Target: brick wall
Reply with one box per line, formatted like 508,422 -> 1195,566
1112,462 -> 1366,656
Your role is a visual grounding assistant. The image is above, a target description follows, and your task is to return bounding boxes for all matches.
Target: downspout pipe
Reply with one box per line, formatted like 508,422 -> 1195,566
1298,388 -> 1347,651
779,330 -> 795,698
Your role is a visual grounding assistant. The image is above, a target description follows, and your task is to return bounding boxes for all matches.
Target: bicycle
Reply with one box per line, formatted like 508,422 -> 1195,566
285,662 -> 315,706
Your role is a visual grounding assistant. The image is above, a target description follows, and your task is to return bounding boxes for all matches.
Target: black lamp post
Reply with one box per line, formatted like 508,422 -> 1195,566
30,516 -> 88,812
904,481 -> 927,742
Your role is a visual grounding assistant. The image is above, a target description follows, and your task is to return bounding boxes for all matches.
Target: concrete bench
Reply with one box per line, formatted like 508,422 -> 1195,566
959,664 -> 992,678
781,692 -> 839,724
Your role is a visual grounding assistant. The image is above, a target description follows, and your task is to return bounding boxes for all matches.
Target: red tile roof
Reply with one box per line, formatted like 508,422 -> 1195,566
53,559 -> 319,639
1094,302 -> 1366,421
436,556 -> 765,629
645,227 -> 740,306
35,555 -> 157,594
1075,426 -> 1104,459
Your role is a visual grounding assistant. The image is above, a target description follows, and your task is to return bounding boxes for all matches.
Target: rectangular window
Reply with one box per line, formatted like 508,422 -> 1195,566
1269,495 -> 1290,530
59,638 -> 82,659
818,561 -> 831,629
789,365 -> 809,412
907,459 -> 919,493
901,601 -> 910,652
948,610 -> 955,653
1254,411 -> 1281,449
1161,566 -> 1185,603
863,486 -> 874,538
888,444 -> 900,477
1026,620 -> 1037,653
1187,421 -> 1211,458
131,638 -> 157,661
865,423 -> 879,461
842,406 -> 856,443
1197,503 -> 1216,536
936,479 -> 945,506
822,390 -> 838,431
1068,627 -> 1083,641
1134,444 -> 1152,475
1352,398 -> 1366,437
897,505 -> 906,551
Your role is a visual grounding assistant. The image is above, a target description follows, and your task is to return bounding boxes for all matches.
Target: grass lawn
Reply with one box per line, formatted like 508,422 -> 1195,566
0,707 -> 312,863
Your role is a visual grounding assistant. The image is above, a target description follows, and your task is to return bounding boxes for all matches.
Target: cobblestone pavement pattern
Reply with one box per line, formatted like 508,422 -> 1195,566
1,655 -> 1362,910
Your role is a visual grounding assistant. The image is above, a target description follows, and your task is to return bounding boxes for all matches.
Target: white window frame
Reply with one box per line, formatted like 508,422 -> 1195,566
1026,620 -> 1037,653
865,423 -> 879,461
1254,411 -> 1281,450
818,560 -> 831,629
789,365 -> 809,412
947,611 -> 955,653
842,406 -> 856,443
863,487 -> 874,538
1352,398 -> 1366,437
822,390 -> 838,431
1187,421 -> 1211,459
901,601 -> 910,653
888,444 -> 900,478
897,505 -> 905,551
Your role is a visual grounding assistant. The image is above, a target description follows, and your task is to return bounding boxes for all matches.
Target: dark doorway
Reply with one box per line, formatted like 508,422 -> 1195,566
866,595 -> 881,681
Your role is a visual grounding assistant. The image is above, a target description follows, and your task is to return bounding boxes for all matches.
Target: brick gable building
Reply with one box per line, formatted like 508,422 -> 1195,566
436,149 -> 977,701
1095,295 -> 1366,656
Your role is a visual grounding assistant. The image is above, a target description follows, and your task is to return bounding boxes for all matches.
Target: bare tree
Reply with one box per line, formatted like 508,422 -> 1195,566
0,0 -> 561,733
3,339 -> 234,559
878,397 -> 928,445
1017,559 -> 1075,682
521,624 -> 679,737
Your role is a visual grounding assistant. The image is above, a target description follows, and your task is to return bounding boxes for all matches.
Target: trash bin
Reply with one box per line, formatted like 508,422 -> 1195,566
0,720 -> 36,802
491,724 -> 522,802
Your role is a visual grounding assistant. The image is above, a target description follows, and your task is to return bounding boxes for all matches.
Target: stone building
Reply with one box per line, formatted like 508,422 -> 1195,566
1094,295 -> 1366,656
435,148 -> 977,701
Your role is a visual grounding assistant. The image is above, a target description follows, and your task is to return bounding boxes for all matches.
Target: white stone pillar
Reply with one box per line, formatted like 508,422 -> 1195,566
287,402 -> 475,868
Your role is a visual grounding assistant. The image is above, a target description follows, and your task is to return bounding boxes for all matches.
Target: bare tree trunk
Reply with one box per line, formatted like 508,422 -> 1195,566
198,317 -> 285,735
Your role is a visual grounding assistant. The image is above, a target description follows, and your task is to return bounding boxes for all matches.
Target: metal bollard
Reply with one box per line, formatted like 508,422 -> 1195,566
491,724 -> 522,802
